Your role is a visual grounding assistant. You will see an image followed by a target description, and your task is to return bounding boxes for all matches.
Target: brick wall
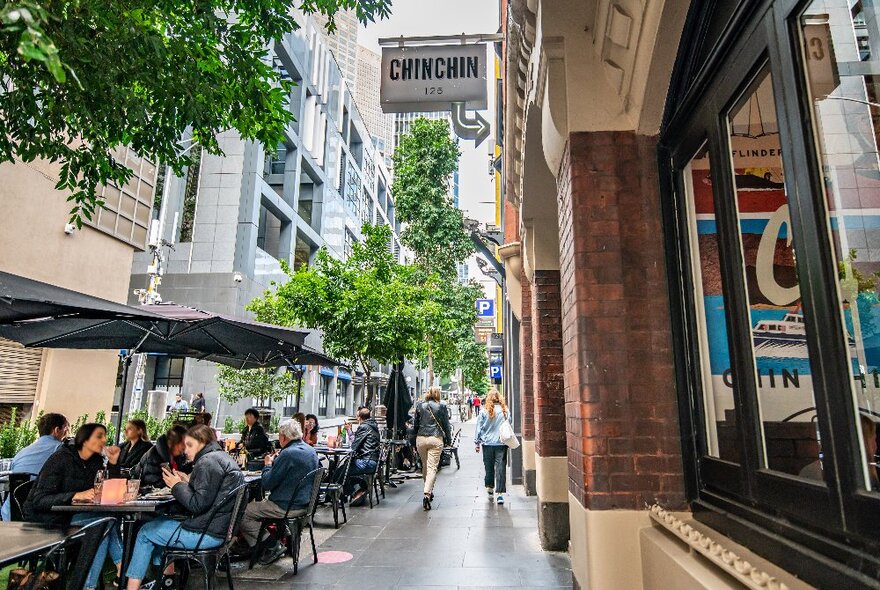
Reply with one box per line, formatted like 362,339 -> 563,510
521,274 -> 535,441
532,270 -> 567,457
557,131 -> 685,510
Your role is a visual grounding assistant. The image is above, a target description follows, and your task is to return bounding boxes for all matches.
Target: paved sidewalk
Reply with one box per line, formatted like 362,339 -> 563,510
232,419 -> 572,589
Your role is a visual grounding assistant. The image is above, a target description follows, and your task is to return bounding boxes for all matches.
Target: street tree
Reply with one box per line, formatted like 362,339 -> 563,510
216,366 -> 300,406
392,117 -> 474,278
459,339 -> 490,396
0,0 -> 390,225
248,224 -> 427,401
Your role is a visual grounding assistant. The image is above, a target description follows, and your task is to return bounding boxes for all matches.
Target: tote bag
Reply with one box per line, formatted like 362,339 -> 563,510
499,418 -> 520,449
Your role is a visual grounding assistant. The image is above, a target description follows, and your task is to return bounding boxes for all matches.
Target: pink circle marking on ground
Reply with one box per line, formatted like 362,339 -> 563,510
316,550 -> 354,564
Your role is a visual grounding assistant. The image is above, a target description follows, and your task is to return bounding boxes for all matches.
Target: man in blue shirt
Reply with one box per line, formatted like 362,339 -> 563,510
236,418 -> 319,564
2,413 -> 68,520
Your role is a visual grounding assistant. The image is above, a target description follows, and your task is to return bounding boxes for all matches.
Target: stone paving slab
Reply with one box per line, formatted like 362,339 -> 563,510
223,418 -> 572,589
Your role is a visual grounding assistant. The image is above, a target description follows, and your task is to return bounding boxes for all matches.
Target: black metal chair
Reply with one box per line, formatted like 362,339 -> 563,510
248,466 -> 326,573
22,516 -> 115,590
443,429 -> 462,470
10,477 -> 36,522
364,444 -> 387,508
318,457 -> 352,528
159,481 -> 250,590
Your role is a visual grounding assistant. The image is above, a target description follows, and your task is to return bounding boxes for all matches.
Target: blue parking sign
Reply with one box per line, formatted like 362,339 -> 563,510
476,299 -> 494,318
489,365 -> 502,380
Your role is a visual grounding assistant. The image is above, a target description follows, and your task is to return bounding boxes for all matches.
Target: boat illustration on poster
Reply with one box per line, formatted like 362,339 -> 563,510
752,311 -> 857,359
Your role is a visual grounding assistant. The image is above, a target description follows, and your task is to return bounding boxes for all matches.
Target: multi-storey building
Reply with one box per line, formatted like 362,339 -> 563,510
310,10 -> 359,86
354,45 -> 394,163
0,150 -> 157,420
129,14 -> 403,425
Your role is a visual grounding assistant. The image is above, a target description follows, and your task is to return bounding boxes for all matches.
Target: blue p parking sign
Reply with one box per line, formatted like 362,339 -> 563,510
476,299 -> 494,318
489,365 -> 502,380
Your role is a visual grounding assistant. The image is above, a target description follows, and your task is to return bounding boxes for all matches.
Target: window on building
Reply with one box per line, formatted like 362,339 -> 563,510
335,379 -> 347,415
318,376 -> 330,416
664,0 -> 880,580
152,357 -> 185,391
257,203 -> 285,260
344,228 -> 356,260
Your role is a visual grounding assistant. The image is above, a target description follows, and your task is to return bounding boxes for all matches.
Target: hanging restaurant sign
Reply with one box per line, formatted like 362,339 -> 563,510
380,43 -> 488,113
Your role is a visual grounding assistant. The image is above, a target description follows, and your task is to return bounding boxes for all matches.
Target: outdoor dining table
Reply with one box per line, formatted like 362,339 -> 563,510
0,522 -> 65,568
314,445 -> 351,477
52,497 -> 176,586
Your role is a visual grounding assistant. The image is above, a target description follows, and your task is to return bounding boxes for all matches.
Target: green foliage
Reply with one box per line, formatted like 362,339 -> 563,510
216,366 -> 299,405
127,410 -> 175,441
0,408 -> 40,458
422,279 -> 484,379
249,223 -> 427,378
392,118 -> 473,278
459,339 -> 489,396
839,248 -> 880,294
0,0 -> 390,225
223,416 -> 246,434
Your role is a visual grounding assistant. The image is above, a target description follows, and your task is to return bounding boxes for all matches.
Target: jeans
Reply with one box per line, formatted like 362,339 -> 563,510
69,513 -> 123,589
482,445 -> 507,493
336,458 -> 377,495
126,518 -> 223,581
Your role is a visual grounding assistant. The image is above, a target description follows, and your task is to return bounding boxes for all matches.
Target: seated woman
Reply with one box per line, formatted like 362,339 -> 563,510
134,424 -> 189,488
239,408 -> 271,457
118,419 -> 152,472
303,414 -> 320,446
125,425 -> 244,590
23,423 -> 124,590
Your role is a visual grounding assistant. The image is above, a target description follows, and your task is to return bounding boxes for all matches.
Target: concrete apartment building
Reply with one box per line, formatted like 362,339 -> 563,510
354,45 -> 395,162
0,150 -> 157,421
129,14 -> 404,425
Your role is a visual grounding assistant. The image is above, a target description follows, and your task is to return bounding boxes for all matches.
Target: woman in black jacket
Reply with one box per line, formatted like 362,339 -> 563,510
24,423 -> 124,589
125,425 -> 244,590
118,419 -> 152,472
239,408 -> 270,456
134,424 -> 188,487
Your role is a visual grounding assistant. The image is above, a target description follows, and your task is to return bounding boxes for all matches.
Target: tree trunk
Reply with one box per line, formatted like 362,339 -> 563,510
427,335 -> 435,387
363,360 -> 374,407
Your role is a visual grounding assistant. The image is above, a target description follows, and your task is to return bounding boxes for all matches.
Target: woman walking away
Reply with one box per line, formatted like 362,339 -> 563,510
475,389 -> 510,505
125,425 -> 244,590
414,386 -> 451,510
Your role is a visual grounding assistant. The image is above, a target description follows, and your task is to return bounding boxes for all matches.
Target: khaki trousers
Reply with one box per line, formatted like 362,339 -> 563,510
416,435 -> 444,495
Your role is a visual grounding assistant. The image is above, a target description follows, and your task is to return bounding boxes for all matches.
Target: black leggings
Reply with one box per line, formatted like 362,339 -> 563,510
482,445 -> 507,493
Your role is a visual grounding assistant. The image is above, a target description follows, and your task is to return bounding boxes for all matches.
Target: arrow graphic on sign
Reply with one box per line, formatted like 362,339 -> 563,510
451,102 -> 490,147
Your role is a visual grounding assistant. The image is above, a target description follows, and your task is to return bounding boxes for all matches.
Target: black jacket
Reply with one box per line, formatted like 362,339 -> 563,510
135,434 -> 190,487
351,419 -> 381,462
23,443 -> 119,525
118,439 -> 152,471
172,441 -> 244,538
414,401 -> 451,445
241,423 -> 270,456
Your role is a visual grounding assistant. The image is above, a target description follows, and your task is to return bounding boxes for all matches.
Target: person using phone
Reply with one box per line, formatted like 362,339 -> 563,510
125,425 -> 243,590
134,425 -> 189,487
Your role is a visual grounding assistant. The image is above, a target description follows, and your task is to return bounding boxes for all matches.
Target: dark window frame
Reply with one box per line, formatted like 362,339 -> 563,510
318,376 -> 330,416
661,0 -> 880,585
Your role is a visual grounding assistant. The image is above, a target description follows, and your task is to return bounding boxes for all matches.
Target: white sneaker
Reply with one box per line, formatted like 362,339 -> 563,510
486,487 -> 494,500
496,495 -> 504,505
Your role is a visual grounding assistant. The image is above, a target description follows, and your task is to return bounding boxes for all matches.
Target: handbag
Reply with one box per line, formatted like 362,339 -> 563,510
499,418 -> 520,449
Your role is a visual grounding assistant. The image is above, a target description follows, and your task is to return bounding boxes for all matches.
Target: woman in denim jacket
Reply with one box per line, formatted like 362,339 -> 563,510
474,388 -> 510,505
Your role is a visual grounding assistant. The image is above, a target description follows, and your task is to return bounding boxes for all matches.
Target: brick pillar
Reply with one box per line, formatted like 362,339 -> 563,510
520,275 -> 536,495
558,131 -> 684,589
531,270 -> 570,550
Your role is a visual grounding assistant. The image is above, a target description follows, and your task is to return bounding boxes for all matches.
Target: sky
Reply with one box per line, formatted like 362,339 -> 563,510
359,0 -> 501,297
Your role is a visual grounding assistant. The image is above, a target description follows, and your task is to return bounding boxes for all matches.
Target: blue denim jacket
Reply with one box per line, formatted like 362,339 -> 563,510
1,435 -> 62,520
475,405 -> 508,446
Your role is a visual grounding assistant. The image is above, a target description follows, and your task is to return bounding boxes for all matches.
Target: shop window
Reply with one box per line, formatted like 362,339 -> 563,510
800,0 -> 880,491
683,145 -> 739,461
726,68 -> 822,478
335,380 -> 347,415
318,376 -> 330,415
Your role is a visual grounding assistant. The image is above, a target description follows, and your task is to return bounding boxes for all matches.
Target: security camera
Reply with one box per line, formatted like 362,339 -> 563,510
64,223 -> 76,235
233,272 -> 243,283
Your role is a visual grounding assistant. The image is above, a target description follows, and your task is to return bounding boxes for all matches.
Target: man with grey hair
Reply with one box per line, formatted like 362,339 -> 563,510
234,418 -> 319,564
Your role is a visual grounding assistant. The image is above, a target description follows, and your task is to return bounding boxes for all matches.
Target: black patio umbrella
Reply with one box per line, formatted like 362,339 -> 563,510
382,362 -> 413,441
0,271 -> 162,324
